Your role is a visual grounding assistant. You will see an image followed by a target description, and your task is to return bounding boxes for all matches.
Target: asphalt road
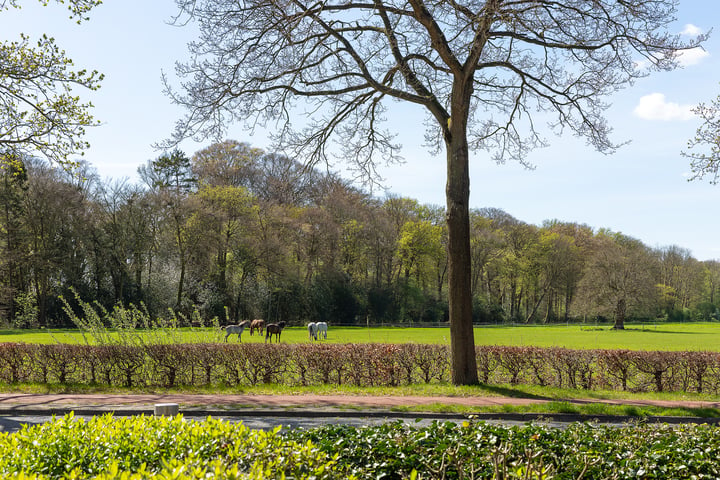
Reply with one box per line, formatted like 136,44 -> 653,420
2,408 -> 694,434
0,411 -> 470,434
1,392 -> 718,434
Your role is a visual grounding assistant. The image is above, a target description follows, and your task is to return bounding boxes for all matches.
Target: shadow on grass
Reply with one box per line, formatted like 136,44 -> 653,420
476,384 -> 554,401
612,405 -> 720,418
579,326 -> 704,335
616,327 -> 704,335
681,407 -> 720,418
0,329 -> 78,336
550,399 -> 720,418
0,330 -> 25,336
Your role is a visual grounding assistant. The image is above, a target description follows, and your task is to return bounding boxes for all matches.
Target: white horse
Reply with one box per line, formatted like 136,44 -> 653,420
224,321 -> 250,342
316,322 -> 328,340
307,322 -> 318,341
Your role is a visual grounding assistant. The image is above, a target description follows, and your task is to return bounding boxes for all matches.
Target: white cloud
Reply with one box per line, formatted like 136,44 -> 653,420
676,47 -> 710,67
681,24 -> 703,36
633,93 -> 696,121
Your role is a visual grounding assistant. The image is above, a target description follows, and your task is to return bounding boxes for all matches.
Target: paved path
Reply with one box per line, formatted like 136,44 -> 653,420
0,393 -> 719,412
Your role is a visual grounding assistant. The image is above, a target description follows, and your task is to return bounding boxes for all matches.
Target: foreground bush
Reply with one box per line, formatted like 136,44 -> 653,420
0,414 -> 347,479
2,342 -> 720,393
4,415 -> 720,479
289,420 -> 720,479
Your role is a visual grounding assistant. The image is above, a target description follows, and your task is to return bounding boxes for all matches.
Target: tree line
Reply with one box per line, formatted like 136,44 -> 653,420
1,139 -> 718,329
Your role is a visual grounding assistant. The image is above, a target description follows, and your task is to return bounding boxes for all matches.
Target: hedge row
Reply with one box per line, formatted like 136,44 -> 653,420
291,420 -> 720,479
2,342 -> 720,393
6,414 -> 720,479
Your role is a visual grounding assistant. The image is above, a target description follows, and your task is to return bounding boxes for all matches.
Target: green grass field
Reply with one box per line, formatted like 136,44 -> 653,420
2,322 -> 720,351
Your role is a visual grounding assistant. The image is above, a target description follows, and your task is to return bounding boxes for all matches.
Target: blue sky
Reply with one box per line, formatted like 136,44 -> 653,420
2,1 -> 720,260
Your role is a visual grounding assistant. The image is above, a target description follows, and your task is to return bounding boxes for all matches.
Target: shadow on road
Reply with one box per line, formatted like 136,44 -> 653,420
0,416 -> 43,433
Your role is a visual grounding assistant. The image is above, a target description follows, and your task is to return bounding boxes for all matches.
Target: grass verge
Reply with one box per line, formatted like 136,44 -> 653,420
388,400 -> 720,418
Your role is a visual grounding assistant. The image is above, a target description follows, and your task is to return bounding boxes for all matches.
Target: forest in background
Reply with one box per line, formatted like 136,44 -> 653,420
1,139 -> 718,329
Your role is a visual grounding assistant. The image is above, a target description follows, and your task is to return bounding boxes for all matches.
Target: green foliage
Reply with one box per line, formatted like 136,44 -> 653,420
309,271 -> 361,324
472,295 -> 505,324
1,1 -> 103,165
148,149 -> 196,193
3,1 -> 102,21
290,420 -> 720,479
0,413 -> 349,479
6,414 -> 720,479
3,141 -> 719,330
12,291 -> 38,329
695,302 -> 719,321
59,289 -> 223,347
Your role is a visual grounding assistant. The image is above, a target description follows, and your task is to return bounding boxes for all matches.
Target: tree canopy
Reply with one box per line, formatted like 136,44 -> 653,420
1,143 -> 718,331
0,0 -> 103,167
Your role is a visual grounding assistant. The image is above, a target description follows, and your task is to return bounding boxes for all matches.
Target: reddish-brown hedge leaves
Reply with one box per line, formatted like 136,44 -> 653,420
1,343 -> 719,393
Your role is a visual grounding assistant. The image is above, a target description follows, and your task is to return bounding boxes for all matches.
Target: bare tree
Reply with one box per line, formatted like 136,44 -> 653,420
684,94 -> 720,184
164,0 -> 699,384
573,232 -> 659,330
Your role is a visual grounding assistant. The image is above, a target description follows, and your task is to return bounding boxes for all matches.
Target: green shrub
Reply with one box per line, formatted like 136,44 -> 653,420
5,414 -> 720,479
0,413 -> 348,479
290,420 -> 720,479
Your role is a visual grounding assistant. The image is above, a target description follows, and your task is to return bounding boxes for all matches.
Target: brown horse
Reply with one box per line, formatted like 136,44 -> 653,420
265,321 -> 286,343
249,319 -> 265,336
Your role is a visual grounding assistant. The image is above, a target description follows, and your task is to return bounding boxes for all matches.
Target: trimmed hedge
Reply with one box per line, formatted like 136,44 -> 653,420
2,342 -> 720,393
5,414 -> 720,479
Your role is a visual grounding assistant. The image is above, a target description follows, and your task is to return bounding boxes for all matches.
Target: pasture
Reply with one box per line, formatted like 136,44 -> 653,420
2,322 -> 720,351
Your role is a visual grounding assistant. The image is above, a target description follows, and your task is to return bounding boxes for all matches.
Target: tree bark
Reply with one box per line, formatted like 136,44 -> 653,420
614,298 -> 626,330
445,110 -> 478,385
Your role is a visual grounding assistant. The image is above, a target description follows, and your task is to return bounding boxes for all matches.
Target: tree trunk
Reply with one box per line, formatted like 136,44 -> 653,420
564,285 -> 572,322
543,290 -> 553,323
445,118 -> 478,385
509,281 -> 517,320
526,289 -> 547,323
614,298 -> 626,330
177,257 -> 185,308
175,217 -> 186,309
